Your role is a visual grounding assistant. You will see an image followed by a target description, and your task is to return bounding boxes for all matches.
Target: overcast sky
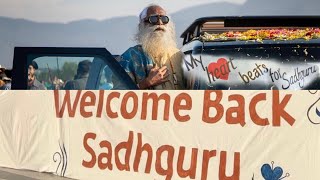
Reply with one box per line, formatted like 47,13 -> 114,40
0,0 -> 246,22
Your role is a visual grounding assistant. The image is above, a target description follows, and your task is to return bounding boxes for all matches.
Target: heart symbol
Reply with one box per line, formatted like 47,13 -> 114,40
261,164 -> 283,180
207,58 -> 230,80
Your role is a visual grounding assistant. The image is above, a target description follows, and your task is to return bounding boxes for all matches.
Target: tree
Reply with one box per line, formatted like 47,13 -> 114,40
60,62 -> 77,81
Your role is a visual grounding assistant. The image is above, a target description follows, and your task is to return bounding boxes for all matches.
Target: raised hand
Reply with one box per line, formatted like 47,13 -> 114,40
138,66 -> 170,89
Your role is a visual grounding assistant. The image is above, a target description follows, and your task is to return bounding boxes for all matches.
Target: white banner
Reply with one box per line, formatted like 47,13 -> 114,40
0,90 -> 320,180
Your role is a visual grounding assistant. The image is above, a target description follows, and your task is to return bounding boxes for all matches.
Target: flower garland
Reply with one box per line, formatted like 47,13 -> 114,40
200,28 -> 320,42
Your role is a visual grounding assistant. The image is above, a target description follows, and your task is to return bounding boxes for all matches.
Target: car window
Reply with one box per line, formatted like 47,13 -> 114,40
26,55 -> 130,90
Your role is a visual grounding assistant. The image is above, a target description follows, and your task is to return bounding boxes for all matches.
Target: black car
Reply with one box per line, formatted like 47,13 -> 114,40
180,16 -> 320,90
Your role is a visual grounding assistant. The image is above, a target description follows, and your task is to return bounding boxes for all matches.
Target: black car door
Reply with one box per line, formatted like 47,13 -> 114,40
11,47 -> 138,90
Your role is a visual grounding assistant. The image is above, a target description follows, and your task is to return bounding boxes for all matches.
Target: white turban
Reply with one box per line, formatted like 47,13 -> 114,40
139,7 -> 148,23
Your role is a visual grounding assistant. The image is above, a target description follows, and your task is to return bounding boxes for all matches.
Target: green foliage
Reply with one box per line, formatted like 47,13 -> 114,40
37,62 -> 77,83
60,62 -> 77,81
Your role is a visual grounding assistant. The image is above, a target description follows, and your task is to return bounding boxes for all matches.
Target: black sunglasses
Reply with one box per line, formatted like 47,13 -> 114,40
145,15 -> 169,25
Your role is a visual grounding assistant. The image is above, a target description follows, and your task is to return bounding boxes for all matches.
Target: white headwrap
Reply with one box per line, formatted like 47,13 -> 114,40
139,7 -> 148,23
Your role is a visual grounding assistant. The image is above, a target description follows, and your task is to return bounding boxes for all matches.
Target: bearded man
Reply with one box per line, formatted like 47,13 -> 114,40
119,4 -> 185,90
27,61 -> 46,90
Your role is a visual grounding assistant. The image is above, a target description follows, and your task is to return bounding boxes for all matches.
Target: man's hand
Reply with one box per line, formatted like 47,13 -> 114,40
138,66 -> 169,89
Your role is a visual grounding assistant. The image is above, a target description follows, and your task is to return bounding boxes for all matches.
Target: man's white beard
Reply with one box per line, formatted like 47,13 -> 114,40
136,21 -> 178,65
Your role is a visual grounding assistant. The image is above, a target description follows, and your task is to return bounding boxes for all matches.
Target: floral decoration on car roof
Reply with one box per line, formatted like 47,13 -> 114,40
200,28 -> 320,42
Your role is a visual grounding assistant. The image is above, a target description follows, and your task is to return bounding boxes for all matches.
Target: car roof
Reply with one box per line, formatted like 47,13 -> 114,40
180,16 -> 320,44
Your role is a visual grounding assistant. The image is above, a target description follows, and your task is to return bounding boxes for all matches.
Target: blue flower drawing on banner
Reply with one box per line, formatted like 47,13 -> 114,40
252,161 -> 289,180
260,162 -> 289,180
307,90 -> 320,124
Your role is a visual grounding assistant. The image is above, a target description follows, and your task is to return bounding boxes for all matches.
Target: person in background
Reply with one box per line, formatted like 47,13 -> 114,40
119,4 -> 185,90
28,61 -> 46,90
0,79 -> 4,89
99,65 -> 114,90
0,65 -> 6,80
52,76 -> 64,90
0,77 -> 11,90
64,60 -> 91,90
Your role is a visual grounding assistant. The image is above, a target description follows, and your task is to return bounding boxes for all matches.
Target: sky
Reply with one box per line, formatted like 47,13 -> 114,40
0,0 -> 246,23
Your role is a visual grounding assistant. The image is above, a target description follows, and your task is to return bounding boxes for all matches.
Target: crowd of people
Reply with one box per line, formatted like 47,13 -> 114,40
25,60 -> 92,90
1,4 -> 187,91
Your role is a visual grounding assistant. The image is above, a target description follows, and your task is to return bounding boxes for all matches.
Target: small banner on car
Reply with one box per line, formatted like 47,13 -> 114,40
0,90 -> 319,180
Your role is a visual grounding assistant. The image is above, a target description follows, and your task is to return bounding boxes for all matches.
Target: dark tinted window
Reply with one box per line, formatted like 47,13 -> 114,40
26,55 -> 131,90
